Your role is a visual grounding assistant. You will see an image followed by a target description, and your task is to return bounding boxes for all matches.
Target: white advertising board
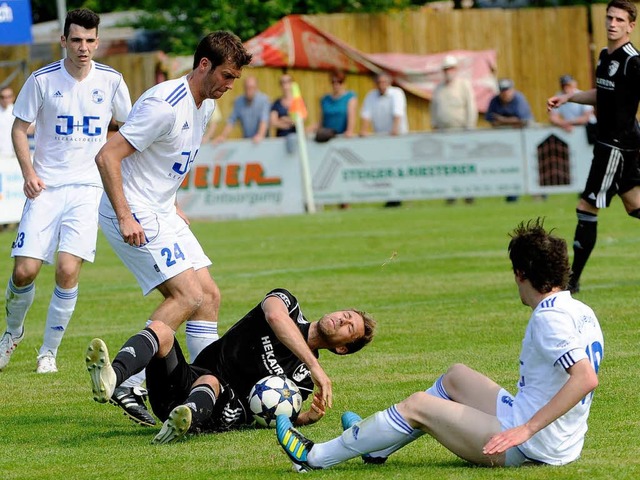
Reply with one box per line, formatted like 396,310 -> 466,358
0,158 -> 25,224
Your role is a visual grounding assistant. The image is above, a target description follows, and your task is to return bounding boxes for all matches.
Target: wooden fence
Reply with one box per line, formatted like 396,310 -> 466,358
0,5 -> 636,137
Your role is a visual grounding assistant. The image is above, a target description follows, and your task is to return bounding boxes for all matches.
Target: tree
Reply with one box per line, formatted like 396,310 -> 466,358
29,0 -> 427,54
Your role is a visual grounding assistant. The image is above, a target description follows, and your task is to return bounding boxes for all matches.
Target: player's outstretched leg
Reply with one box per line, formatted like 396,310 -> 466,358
276,414 -> 318,472
85,338 -> 116,403
152,405 -> 192,445
341,411 -> 388,465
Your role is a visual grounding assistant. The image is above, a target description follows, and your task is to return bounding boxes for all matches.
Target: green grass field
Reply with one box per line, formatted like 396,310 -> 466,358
1,194 -> 639,479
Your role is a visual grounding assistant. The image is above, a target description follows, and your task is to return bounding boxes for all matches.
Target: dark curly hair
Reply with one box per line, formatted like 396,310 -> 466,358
192,31 -> 252,70
508,218 -> 570,293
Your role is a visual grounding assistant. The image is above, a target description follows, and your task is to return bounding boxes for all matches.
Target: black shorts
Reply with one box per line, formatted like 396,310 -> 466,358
582,142 -> 640,208
146,339 -> 250,432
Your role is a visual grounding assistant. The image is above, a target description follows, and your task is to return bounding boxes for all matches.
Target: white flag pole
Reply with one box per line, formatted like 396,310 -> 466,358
291,82 -> 316,214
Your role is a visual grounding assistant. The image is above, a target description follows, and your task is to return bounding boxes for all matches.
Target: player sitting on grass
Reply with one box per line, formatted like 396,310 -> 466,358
277,219 -> 603,471
85,288 -> 375,443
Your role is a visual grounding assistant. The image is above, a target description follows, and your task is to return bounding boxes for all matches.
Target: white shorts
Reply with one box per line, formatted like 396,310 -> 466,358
11,185 -> 102,264
99,210 -> 212,295
495,389 -> 544,467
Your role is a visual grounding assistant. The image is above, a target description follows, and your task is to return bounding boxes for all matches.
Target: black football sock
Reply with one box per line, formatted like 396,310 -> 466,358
112,327 -> 159,386
570,209 -> 598,286
184,384 -> 217,429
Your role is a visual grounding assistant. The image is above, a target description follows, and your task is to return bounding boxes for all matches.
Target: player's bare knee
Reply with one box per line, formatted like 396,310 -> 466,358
397,391 -> 432,429
442,363 -> 472,396
148,321 -> 175,350
12,264 -> 38,286
193,374 -> 221,397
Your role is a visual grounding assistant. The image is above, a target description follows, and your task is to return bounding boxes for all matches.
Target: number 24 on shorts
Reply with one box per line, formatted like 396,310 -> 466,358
161,242 -> 185,267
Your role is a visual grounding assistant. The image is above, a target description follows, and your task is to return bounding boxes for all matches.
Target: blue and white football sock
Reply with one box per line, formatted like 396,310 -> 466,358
357,375 -> 450,461
425,374 -> 452,400
308,406 -> 411,468
120,319 -> 153,389
39,284 -> 78,356
185,320 -> 218,361
5,277 -> 35,337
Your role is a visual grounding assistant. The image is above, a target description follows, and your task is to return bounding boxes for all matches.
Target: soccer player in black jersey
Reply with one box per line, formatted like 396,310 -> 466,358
85,288 -> 376,443
548,0 -> 640,293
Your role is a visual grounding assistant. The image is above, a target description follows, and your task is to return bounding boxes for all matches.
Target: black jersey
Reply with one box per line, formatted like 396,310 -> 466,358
595,43 -> 640,149
192,288 -> 315,405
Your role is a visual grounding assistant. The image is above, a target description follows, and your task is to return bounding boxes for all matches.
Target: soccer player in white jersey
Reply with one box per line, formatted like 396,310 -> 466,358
92,31 -> 253,426
1,9 -> 131,375
277,218 -> 603,471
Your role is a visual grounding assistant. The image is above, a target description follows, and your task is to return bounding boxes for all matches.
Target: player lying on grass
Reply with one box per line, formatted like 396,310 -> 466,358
277,219 -> 603,471
85,288 -> 375,443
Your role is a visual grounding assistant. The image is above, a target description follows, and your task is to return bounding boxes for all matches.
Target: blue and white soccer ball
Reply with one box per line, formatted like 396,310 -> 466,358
248,375 -> 303,428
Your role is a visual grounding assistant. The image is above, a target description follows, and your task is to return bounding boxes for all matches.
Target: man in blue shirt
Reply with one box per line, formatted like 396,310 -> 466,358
486,78 -> 533,128
214,76 -> 270,144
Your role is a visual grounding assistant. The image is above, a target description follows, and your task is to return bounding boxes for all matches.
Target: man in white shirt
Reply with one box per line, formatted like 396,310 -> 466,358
1,9 -> 131,376
360,73 -> 408,136
0,86 -> 16,158
90,31 -> 256,427
277,218 -> 603,471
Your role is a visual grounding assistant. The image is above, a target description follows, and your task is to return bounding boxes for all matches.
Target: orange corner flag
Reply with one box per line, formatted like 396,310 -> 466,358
290,82 -> 308,121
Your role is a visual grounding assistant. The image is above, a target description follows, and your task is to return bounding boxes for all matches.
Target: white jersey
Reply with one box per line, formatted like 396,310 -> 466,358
13,60 -> 131,187
514,291 -> 604,465
99,75 -> 215,216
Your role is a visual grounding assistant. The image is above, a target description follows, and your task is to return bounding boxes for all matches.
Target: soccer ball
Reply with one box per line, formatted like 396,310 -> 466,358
248,375 -> 303,428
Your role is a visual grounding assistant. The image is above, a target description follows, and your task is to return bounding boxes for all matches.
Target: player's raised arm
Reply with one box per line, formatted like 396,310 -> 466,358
262,296 -> 333,409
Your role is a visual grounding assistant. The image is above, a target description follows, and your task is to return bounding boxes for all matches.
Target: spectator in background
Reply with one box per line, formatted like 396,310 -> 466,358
431,56 -> 477,131
315,70 -> 357,138
431,56 -> 478,205
270,73 -> 297,137
548,74 -> 595,134
212,76 -> 270,144
486,78 -> 532,128
486,78 -> 534,202
360,72 -> 408,207
360,72 -> 408,137
0,86 -> 15,159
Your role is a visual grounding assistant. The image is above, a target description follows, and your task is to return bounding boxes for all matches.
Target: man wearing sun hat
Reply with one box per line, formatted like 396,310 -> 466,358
431,55 -> 478,131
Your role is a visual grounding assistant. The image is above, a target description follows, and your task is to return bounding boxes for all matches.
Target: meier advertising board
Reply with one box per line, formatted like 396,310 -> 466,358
177,139 -> 305,220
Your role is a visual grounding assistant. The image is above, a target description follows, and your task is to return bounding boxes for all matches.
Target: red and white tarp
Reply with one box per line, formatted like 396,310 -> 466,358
244,15 -> 497,111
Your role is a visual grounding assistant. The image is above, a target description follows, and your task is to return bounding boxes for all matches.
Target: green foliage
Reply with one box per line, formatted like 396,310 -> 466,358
30,0 -> 426,54
1,194 -> 640,478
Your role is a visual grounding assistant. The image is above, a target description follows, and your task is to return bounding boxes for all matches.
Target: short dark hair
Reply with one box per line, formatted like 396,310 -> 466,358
607,0 -> 637,22
508,218 -> 570,293
338,310 -> 376,355
64,8 -> 100,38
192,31 -> 253,71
